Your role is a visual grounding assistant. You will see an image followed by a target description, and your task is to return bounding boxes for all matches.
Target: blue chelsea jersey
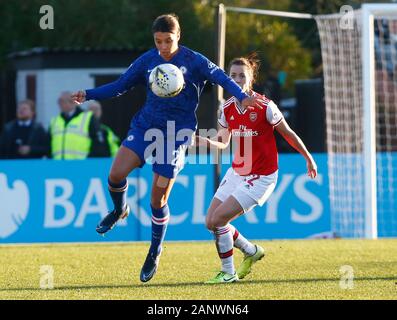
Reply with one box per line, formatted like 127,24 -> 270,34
85,46 -> 249,132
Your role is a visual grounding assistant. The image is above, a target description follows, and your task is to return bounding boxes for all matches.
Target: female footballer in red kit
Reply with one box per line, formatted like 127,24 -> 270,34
196,55 -> 318,283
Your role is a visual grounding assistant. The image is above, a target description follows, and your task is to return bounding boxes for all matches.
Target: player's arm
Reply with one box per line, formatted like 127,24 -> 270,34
197,54 -> 262,109
275,119 -> 317,179
72,56 -> 146,104
195,102 -> 232,149
195,126 -> 231,150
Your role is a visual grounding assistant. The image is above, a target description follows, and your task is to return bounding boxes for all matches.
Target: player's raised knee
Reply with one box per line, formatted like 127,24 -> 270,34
108,170 -> 127,185
211,210 -> 229,228
205,216 -> 216,232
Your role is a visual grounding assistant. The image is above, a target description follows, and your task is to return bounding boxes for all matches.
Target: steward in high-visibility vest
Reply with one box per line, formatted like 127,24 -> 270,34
101,124 -> 120,157
49,107 -> 103,160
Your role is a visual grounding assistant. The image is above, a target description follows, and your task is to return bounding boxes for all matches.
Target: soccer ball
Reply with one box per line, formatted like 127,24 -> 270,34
149,63 -> 185,98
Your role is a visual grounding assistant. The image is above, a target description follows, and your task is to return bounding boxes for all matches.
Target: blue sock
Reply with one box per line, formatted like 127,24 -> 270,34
108,178 -> 128,214
149,204 -> 170,256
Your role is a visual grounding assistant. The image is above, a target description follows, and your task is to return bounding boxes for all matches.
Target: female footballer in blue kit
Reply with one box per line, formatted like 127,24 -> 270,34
71,14 -> 262,283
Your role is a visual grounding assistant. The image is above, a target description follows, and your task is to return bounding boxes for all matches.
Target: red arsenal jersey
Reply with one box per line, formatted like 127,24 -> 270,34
218,92 -> 283,176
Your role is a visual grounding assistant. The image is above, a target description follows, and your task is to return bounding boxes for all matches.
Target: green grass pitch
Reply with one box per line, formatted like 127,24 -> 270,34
0,239 -> 396,300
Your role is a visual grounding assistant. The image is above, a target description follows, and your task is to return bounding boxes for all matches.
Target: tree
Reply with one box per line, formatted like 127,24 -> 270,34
0,0 -> 313,93
0,0 -> 208,67
193,0 -> 313,92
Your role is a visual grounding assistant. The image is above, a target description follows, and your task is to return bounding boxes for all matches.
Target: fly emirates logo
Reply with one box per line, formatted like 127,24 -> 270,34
231,125 -> 258,137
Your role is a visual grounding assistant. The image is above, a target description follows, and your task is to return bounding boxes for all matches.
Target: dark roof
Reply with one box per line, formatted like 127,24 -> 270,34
8,47 -> 147,70
7,46 -> 144,58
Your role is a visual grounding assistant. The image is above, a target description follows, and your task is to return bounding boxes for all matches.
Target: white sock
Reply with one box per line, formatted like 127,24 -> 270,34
214,225 -> 235,275
228,224 -> 256,256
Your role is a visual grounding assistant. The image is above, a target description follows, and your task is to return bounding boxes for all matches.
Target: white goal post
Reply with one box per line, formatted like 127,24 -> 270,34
361,4 -> 397,239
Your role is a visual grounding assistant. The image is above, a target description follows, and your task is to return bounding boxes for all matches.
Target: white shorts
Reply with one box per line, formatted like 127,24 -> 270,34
214,167 -> 278,213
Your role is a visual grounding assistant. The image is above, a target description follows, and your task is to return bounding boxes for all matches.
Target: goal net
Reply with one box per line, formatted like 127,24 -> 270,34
315,6 -> 397,238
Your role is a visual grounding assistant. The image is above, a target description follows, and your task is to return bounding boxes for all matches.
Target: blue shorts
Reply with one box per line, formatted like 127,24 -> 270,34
122,126 -> 192,179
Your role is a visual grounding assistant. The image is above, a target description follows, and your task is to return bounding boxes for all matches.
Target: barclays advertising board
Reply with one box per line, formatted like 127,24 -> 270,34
0,154 -> 331,243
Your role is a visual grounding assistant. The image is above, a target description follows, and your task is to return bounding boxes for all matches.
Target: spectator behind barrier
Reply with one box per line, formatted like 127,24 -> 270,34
0,99 -> 49,159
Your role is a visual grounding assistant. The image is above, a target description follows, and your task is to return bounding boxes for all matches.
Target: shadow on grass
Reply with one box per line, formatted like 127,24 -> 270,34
1,276 -> 396,292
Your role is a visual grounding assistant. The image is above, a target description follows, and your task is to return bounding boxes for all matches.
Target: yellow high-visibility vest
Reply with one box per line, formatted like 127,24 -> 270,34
50,111 -> 93,160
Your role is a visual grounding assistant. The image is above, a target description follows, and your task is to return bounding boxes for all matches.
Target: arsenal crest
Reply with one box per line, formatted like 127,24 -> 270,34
249,112 -> 257,122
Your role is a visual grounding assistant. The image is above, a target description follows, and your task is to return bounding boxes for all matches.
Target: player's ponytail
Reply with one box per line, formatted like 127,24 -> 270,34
245,52 -> 260,83
229,52 -> 261,89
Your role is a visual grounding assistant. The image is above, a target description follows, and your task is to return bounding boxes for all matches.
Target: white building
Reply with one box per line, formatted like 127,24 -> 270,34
8,47 -> 145,133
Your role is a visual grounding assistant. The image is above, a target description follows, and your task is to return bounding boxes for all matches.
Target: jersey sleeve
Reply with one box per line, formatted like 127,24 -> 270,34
196,53 -> 249,102
218,106 -> 228,128
86,54 -> 146,101
265,100 -> 284,126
